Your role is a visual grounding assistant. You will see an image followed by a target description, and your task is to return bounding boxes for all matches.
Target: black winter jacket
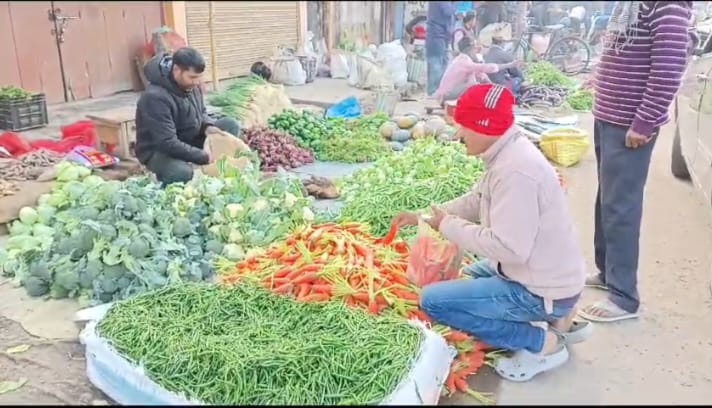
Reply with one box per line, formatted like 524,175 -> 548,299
134,54 -> 213,165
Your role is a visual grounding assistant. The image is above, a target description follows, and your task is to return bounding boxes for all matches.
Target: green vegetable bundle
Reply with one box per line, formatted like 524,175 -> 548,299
526,61 -> 576,89
208,75 -> 266,119
338,139 -> 485,236
318,114 -> 392,163
0,86 -> 33,101
566,89 -> 594,111
98,282 -> 422,405
317,130 -> 390,163
268,109 -> 329,151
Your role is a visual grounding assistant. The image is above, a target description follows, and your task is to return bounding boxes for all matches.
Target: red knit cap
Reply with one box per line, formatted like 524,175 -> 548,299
454,83 -> 515,137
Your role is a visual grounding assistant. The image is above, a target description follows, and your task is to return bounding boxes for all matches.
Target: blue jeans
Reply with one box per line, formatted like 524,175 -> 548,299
420,260 -> 573,353
426,38 -> 449,95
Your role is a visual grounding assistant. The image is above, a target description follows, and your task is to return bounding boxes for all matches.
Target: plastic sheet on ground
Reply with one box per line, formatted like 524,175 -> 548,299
76,304 -> 455,406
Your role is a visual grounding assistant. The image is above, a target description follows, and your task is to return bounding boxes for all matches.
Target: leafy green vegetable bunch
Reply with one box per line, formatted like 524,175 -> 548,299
0,86 -> 33,102
525,61 -> 576,89
315,112 -> 392,163
207,75 -> 266,119
338,138 -> 485,235
566,89 -> 594,111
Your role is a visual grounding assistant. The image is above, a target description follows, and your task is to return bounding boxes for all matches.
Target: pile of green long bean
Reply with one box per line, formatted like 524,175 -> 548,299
338,139 -> 485,236
97,282 -> 422,405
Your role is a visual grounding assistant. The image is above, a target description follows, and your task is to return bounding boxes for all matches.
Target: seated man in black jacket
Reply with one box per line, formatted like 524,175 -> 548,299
483,36 -> 524,96
135,47 -> 240,185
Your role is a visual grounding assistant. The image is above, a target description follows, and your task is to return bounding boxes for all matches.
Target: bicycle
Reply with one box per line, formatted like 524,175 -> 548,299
507,20 -> 592,76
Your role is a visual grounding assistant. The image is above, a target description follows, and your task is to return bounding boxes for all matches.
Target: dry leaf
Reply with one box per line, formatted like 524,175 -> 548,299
0,378 -> 27,394
6,344 -> 30,354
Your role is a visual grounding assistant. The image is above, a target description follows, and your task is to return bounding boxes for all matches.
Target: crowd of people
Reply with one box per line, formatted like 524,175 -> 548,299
131,0 -> 697,383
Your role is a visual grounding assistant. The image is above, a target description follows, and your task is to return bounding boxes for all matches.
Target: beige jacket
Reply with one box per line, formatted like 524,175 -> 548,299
440,126 -> 586,311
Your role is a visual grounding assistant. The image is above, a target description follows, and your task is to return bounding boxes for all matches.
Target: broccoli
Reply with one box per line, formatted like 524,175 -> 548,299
23,276 -> 49,297
128,238 -> 151,259
172,217 -> 193,238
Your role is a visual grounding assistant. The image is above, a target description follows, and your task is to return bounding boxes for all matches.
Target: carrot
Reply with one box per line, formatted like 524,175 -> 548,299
445,373 -> 457,394
367,299 -> 379,314
293,272 -> 319,285
393,242 -> 409,254
280,254 -> 301,263
378,223 -> 400,245
296,264 -> 322,274
391,289 -> 419,302
351,292 -> 371,304
454,377 -> 469,393
274,283 -> 293,294
352,243 -> 370,258
285,237 -> 297,245
310,284 -> 333,294
273,267 -> 293,278
446,330 -> 472,343
296,284 -> 311,299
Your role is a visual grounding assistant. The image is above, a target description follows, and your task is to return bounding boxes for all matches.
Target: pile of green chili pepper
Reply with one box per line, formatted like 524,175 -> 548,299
97,282 -> 422,405
338,139 -> 485,236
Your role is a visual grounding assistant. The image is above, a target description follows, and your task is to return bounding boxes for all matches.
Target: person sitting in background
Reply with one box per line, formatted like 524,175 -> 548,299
452,12 -> 477,55
135,47 -> 241,186
433,37 -> 511,104
250,61 -> 272,81
392,84 -> 592,382
483,35 -> 524,95
568,4 -> 587,37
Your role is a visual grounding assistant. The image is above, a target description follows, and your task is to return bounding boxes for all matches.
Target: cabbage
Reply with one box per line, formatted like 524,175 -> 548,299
83,175 -> 105,188
18,207 -> 39,225
222,244 -> 245,261
9,220 -> 32,236
36,205 -> 56,224
31,224 -> 55,238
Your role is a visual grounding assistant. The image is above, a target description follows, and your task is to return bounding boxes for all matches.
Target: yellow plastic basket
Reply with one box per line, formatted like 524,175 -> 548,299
539,127 -> 590,167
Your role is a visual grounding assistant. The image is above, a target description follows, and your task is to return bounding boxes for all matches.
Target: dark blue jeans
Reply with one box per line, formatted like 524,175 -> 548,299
593,119 -> 657,313
426,38 -> 449,96
420,260 -> 573,353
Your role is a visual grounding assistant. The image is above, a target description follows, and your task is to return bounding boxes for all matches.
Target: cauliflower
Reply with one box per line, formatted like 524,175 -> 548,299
253,199 -> 268,211
284,192 -> 298,208
228,229 -> 243,243
225,203 -> 244,219
302,207 -> 315,222
18,207 -> 38,225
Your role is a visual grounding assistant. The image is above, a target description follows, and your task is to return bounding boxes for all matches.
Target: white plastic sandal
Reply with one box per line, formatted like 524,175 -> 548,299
494,346 -> 570,382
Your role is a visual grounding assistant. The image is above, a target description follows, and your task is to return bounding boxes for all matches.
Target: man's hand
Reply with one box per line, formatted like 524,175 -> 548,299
392,211 -> 419,228
625,129 -> 652,149
425,205 -> 447,231
205,125 -> 220,135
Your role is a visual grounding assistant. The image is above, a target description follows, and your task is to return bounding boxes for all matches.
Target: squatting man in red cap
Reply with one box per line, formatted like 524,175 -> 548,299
393,84 -> 592,381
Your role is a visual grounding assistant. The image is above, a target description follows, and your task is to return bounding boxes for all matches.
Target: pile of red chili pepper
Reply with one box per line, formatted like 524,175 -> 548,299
220,222 -> 495,404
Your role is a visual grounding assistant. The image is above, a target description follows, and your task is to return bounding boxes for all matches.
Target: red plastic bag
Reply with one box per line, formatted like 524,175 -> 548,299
0,131 -> 33,156
406,219 -> 464,287
29,120 -> 97,154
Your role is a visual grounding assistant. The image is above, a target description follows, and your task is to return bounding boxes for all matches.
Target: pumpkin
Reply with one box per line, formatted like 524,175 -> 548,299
391,129 -> 412,142
379,121 -> 399,139
410,121 -> 426,139
424,117 -> 446,136
389,141 -> 405,151
393,115 -> 418,129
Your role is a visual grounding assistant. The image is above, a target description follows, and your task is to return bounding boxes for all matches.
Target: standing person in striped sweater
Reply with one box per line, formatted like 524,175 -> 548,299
578,1 -> 694,323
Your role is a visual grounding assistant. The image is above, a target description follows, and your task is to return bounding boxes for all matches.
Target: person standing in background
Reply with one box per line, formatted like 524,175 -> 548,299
452,12 -> 477,55
426,1 -> 457,96
578,1 -> 694,323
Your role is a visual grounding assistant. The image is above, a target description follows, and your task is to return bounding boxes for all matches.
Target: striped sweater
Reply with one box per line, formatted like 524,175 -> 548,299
593,1 -> 693,137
